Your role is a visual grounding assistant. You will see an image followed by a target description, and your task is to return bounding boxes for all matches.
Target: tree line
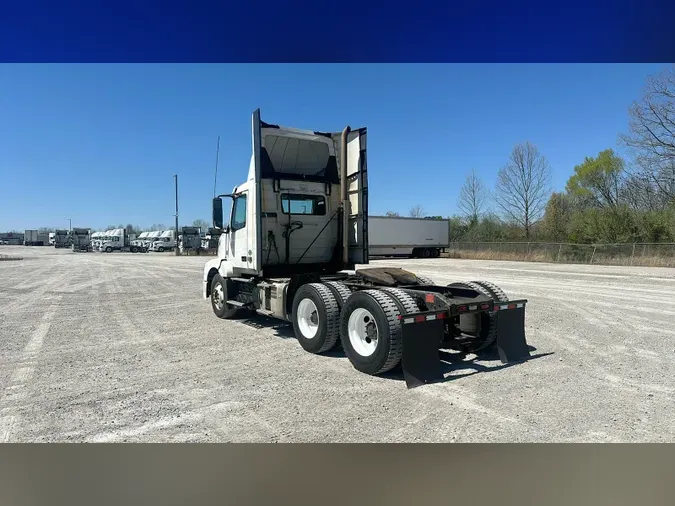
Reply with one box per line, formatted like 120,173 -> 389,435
391,66 -> 675,244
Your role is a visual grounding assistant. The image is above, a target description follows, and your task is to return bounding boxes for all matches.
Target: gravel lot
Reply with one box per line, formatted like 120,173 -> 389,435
1,245 -> 674,442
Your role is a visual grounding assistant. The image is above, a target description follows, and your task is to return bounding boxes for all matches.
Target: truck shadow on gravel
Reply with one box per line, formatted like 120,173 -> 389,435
237,312 -> 551,384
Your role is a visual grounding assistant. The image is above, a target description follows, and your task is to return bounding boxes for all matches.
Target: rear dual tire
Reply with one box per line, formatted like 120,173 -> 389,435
291,284 -> 410,376
339,290 -> 406,375
291,283 -> 341,354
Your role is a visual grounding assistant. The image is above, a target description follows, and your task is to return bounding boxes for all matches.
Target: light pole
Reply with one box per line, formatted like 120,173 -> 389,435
68,218 -> 71,231
174,174 -> 179,256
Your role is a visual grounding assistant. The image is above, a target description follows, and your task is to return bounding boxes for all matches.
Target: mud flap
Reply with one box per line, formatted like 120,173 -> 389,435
495,306 -> 530,363
401,317 -> 444,388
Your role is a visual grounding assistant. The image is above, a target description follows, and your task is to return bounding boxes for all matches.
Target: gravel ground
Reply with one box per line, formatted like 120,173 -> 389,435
1,245 -> 674,442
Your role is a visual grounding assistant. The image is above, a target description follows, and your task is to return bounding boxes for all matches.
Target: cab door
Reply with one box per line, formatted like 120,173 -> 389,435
228,191 -> 250,270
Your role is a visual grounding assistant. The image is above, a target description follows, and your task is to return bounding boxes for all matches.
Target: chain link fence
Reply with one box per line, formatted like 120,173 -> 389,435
447,242 -> 675,267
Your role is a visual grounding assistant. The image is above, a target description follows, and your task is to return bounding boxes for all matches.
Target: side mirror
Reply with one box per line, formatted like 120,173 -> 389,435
212,198 -> 223,229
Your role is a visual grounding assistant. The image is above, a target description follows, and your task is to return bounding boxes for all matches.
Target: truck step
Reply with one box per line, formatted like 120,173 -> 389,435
230,277 -> 254,283
226,299 -> 247,307
255,308 -> 275,317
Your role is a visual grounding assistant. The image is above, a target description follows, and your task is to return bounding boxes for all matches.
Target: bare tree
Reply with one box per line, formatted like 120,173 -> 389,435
409,205 -> 425,218
495,142 -> 552,239
620,66 -> 675,205
457,169 -> 487,224
192,219 -> 209,232
384,211 -> 400,217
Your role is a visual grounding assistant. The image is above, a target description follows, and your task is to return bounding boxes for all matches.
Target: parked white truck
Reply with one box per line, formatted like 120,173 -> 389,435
71,228 -> 92,252
150,230 -> 176,252
180,226 -> 202,255
100,228 -> 139,253
53,229 -> 70,248
132,232 -> 149,251
90,231 -> 100,250
95,230 -> 111,251
139,231 -> 161,251
368,216 -> 448,258
201,109 -> 530,388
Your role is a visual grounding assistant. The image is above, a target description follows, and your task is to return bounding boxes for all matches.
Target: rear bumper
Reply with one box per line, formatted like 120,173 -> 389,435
399,301 -> 530,388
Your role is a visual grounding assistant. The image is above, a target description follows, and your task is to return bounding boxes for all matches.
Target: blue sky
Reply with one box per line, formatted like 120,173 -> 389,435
0,64 -> 667,231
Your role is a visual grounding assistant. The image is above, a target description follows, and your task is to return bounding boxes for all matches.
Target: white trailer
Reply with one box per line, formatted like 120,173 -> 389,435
199,109 -> 530,388
368,216 -> 448,258
24,230 -> 41,246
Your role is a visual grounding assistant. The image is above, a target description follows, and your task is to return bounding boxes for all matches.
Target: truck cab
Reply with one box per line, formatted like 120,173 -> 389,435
150,230 -> 176,252
54,229 -> 70,248
100,229 -> 122,252
205,109 -> 367,286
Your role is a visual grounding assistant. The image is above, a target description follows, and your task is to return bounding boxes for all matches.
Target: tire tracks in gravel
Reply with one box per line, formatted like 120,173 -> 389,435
0,257 -> 72,316
0,294 -> 63,441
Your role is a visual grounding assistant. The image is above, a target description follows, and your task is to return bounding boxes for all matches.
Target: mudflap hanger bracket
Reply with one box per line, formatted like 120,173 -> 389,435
399,300 -> 530,389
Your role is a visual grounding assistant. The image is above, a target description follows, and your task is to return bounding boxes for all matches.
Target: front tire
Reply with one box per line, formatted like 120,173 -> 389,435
158,246 -> 165,252
340,290 -> 404,375
105,246 -> 112,253
211,273 -> 240,319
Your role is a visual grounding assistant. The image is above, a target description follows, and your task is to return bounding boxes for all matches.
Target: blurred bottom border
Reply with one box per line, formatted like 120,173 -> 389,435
0,443 -> 672,506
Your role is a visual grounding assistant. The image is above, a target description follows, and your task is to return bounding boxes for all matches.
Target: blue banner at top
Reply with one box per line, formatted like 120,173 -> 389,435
1,0 -> 673,62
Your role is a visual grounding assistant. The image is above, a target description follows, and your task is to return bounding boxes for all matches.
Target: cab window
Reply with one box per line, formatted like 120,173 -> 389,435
281,194 -> 326,215
231,194 -> 247,231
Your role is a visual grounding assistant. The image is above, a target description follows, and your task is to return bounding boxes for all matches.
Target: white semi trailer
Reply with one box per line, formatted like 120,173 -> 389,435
200,109 -> 530,388
368,216 -> 448,258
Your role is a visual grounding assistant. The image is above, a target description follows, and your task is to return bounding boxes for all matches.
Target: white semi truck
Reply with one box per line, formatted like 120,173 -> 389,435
133,232 -> 149,251
90,231 -> 101,250
71,228 -> 92,252
180,226 -> 202,255
150,230 -> 176,252
201,109 -> 530,388
100,228 -> 139,253
53,229 -> 70,248
368,216 -> 448,258
140,231 -> 162,251
95,230 -> 112,251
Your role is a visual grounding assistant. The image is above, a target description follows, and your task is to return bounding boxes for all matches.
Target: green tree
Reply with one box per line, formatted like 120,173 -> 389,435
566,149 -> 626,208
542,192 -> 572,242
